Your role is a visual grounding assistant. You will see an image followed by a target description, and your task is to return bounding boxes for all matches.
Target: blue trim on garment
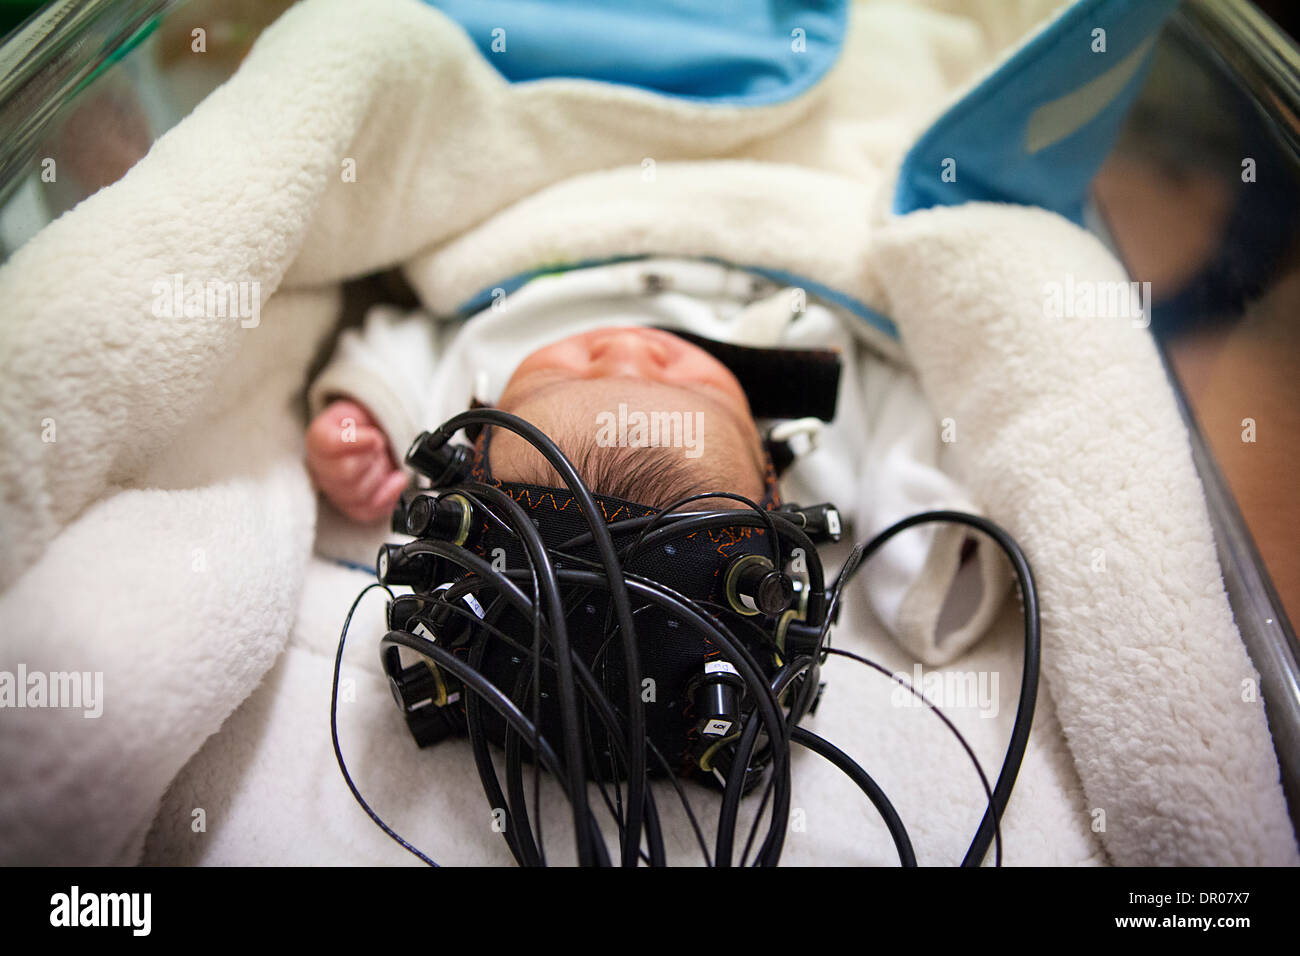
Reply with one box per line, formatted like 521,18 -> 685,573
453,255 -> 900,341
420,0 -> 848,107
456,256 -> 646,314
739,263 -> 899,340
893,0 -> 1180,224
329,557 -> 378,577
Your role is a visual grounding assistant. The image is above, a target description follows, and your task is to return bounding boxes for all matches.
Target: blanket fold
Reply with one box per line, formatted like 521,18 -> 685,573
869,204 -> 1297,865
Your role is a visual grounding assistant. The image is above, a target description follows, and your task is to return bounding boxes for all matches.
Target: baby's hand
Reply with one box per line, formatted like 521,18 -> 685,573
306,399 -> 409,524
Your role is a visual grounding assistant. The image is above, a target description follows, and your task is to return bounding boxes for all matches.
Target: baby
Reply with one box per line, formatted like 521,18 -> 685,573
307,326 -> 768,521
302,256 -> 1007,670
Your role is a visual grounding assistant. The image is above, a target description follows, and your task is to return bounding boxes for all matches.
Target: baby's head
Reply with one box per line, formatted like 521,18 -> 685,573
383,325 -> 815,787
486,327 -> 768,506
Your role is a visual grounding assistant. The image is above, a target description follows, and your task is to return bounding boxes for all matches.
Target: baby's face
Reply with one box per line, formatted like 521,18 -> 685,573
492,327 -> 767,501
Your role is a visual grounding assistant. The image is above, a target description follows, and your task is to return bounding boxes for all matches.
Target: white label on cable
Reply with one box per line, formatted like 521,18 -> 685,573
704,719 -> 732,737
413,622 -> 435,641
705,660 -> 739,677
462,593 -> 486,619
827,510 -> 841,537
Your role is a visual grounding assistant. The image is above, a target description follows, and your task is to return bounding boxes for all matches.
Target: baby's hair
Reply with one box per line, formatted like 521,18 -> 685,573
499,428 -> 742,509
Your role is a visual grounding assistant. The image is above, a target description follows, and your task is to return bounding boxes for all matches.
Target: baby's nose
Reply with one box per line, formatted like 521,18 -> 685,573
588,329 -> 668,376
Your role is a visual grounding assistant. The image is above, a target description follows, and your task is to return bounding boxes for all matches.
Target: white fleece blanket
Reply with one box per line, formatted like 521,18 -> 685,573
0,0 -> 1293,866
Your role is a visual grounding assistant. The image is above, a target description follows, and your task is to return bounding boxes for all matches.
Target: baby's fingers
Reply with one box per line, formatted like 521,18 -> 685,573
351,470 -> 410,525
307,418 -> 385,460
349,452 -> 398,504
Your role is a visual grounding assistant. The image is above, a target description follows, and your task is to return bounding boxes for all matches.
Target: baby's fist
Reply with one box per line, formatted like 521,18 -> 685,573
306,399 -> 408,524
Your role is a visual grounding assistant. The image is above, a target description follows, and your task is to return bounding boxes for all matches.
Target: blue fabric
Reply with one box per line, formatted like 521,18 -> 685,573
433,1 -> 1180,336
893,0 -> 1180,223
421,0 -> 847,106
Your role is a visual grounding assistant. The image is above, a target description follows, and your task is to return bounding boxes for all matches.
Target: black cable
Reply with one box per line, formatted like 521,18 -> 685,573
330,583 -> 439,866
591,489 -> 778,821
736,658 -> 824,867
454,481 -> 596,866
397,541 -> 556,865
618,490 -> 781,570
431,410 -> 650,866
789,726 -> 916,867
825,646 -> 1002,866
335,578 -> 672,866
496,563 -> 788,863
382,627 -> 611,866
834,511 -> 1039,866
336,576 -> 600,868
716,655 -> 814,867
449,487 -> 551,865
522,546 -> 806,868
428,565 -> 673,866
563,509 -> 820,601
503,662 -> 545,867
356,459 -> 1036,869
467,629 -> 539,866
548,566 -> 796,866
383,631 -> 562,784
401,576 -> 681,866
631,510 -> 825,613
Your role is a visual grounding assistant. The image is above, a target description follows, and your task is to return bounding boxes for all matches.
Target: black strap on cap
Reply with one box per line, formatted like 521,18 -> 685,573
656,328 -> 841,422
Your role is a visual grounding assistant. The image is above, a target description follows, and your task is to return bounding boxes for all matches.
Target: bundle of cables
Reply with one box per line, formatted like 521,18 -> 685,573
331,408 -> 1040,867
